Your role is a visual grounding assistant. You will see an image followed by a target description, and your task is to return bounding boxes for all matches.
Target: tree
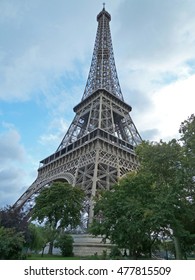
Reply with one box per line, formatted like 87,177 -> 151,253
0,205 -> 31,252
0,226 -> 25,259
26,224 -> 47,255
136,139 -> 195,259
32,181 -> 84,254
179,114 -> 195,192
178,114 -> 195,256
179,114 -> 195,157
90,172 -> 160,258
90,115 -> 195,259
55,233 -> 74,257
0,205 -> 29,239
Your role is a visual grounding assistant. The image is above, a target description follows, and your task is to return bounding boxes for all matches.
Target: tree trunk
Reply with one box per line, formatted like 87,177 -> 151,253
173,235 -> 183,259
148,246 -> 152,259
41,245 -> 46,257
48,241 -> 53,255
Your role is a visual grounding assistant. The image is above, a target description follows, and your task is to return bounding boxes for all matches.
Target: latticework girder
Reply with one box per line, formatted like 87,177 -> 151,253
13,7 -> 142,226
57,89 -> 141,151
82,7 -> 123,101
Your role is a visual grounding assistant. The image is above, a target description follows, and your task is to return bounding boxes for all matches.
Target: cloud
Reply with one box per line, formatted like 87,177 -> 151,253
0,0 -> 126,102
140,129 -> 159,141
136,74 -> 195,142
114,0 -> 195,84
116,0 -> 195,65
0,168 -> 27,207
0,0 -> 99,102
38,118 -> 70,157
111,0 -> 195,141
0,124 -> 29,207
0,123 -> 26,161
0,0 -> 195,208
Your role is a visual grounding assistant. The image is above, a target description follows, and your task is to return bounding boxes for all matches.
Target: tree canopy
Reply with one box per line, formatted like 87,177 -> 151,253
32,181 -> 85,254
90,114 -> 195,259
32,181 -> 84,228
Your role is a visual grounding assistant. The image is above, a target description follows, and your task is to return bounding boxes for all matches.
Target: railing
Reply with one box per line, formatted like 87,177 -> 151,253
40,128 -> 134,167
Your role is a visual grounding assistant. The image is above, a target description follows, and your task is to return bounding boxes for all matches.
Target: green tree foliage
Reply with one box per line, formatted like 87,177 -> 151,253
109,246 -> 122,259
0,205 -> 29,240
32,181 -> 84,254
90,115 -> 195,259
179,114 -> 195,156
0,205 -> 31,258
26,224 -> 48,255
0,226 -> 25,259
179,114 -> 195,190
90,172 -> 160,259
178,114 -> 195,256
137,139 -> 195,259
55,233 -> 74,257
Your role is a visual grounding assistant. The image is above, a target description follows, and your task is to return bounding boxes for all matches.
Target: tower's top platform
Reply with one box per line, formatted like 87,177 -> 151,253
97,5 -> 111,22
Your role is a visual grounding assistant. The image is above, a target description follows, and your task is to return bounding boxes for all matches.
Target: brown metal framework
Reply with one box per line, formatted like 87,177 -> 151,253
14,7 -> 142,224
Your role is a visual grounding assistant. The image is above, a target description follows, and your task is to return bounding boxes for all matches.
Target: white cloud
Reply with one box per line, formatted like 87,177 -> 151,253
0,167 -> 27,207
0,0 -> 99,102
0,0 -> 126,102
0,0 -> 195,207
112,0 -> 195,141
39,117 -> 69,152
0,123 -> 26,161
0,124 -> 29,207
138,75 -> 195,141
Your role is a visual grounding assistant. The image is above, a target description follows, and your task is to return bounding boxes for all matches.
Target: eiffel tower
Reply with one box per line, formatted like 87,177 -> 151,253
14,6 -> 142,224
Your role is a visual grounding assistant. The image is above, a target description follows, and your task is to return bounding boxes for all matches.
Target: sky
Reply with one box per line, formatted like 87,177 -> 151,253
0,0 -> 195,207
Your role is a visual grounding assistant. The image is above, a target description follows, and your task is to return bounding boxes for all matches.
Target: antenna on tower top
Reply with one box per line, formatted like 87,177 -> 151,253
103,2 -> 105,10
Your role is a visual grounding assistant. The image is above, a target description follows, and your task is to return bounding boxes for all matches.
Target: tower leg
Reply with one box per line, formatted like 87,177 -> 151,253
88,148 -> 100,224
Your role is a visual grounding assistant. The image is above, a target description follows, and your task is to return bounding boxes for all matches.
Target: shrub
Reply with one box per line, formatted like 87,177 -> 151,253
55,234 -> 74,257
109,246 -> 122,259
0,226 -> 25,259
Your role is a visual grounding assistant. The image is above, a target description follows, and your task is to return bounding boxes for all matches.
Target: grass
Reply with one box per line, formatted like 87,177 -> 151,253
27,254 -> 100,260
27,254 -> 77,260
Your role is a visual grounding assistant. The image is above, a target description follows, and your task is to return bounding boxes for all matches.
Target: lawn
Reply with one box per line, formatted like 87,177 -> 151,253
27,254 -> 99,260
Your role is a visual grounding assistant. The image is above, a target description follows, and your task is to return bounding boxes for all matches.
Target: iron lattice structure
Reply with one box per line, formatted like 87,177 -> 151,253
82,8 -> 123,101
14,7 -> 142,224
